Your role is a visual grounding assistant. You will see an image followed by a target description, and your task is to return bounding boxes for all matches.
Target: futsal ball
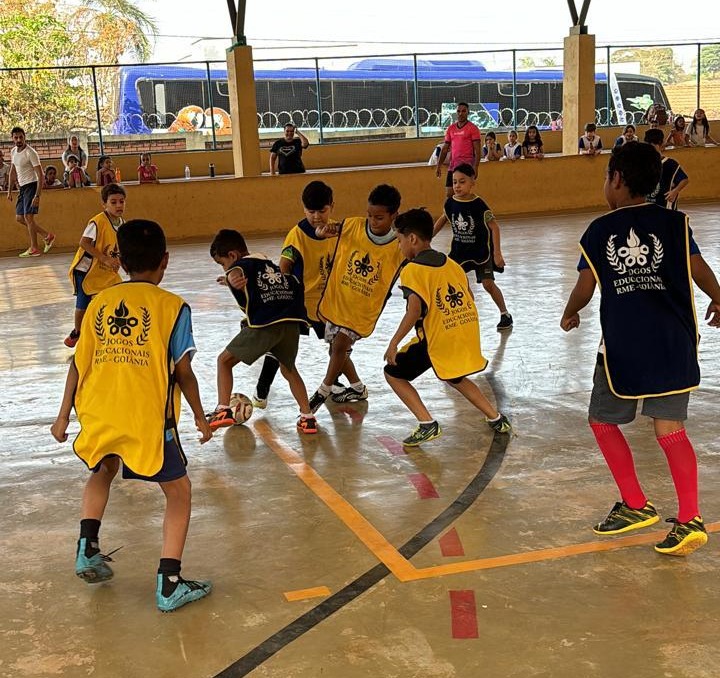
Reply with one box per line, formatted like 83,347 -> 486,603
229,393 -> 253,425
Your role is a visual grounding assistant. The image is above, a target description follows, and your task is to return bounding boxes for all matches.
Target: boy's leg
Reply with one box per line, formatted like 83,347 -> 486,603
279,364 -> 312,415
481,279 -> 508,315
310,331 -> 357,412
156,475 -> 212,611
25,214 -> 51,249
447,377 -> 512,433
253,354 -> 280,408
384,373 -> 432,421
207,350 -> 241,428
76,457 -> 120,583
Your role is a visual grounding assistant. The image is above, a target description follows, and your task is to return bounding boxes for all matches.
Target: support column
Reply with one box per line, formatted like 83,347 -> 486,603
562,30 -> 596,156
226,44 -> 261,177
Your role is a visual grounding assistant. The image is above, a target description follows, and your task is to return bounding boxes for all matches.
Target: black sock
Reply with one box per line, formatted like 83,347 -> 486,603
79,519 -> 101,556
256,355 -> 280,399
158,558 -> 182,597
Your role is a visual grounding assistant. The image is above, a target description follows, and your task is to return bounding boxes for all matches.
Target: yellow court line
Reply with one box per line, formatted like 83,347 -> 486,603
255,421 -> 718,583
253,420 -> 416,581
284,586 -> 332,602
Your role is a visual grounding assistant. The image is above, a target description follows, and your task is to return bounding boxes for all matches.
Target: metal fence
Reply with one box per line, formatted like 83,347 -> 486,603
1,42 -> 719,154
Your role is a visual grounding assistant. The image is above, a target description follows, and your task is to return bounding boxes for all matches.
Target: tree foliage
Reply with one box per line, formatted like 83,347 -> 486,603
700,44 -> 720,78
611,48 -> 684,85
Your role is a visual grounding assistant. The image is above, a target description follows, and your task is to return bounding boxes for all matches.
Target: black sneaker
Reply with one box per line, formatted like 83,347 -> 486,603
403,421 -> 442,447
309,390 -> 328,414
331,385 -> 368,403
487,413 -> 511,433
593,501 -> 660,535
654,517 -> 708,556
496,313 -> 513,331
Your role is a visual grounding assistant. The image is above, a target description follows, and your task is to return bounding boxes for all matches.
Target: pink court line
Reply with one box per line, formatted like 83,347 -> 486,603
376,435 -> 406,456
449,590 -> 479,639
439,528 -> 466,557
408,473 -> 440,499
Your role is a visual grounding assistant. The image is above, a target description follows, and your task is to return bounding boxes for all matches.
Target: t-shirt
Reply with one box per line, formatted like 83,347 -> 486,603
444,121 -> 481,170
10,145 -> 41,187
74,214 -> 122,273
647,157 -> 689,210
170,305 -> 196,365
137,164 -> 158,182
270,138 -> 306,174
688,122 -> 709,146
503,142 -> 522,159
523,141 -> 543,157
578,135 -> 603,152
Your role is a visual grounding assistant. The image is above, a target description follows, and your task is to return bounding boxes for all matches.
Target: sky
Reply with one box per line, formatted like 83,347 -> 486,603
136,0 -> 720,63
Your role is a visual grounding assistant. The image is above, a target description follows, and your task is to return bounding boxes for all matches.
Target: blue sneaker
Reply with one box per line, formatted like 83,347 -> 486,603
75,538 -> 116,583
156,574 -> 212,612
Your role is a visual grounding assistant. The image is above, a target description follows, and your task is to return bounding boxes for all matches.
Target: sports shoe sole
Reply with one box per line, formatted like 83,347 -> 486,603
76,568 -> 114,584
592,513 -> 660,536
655,531 -> 708,556
208,417 -> 234,430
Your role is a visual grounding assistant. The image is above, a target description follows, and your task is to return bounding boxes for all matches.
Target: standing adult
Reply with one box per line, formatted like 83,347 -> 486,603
6,127 -> 55,257
435,102 -> 482,198
62,134 -> 91,185
270,124 -> 309,175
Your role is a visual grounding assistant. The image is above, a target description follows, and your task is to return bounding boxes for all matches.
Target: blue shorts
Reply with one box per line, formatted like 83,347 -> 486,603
91,428 -> 188,482
73,269 -> 93,310
17,182 -> 39,216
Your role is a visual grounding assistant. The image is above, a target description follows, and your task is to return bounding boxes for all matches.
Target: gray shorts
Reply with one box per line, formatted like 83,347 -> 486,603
324,322 -> 361,345
588,361 -> 690,424
225,322 -> 300,369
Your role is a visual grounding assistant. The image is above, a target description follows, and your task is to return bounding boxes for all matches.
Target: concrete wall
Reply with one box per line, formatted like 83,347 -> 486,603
3,144 -> 719,256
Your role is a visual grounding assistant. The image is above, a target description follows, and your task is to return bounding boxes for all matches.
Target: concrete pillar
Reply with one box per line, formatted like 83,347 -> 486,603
562,31 -> 596,156
226,44 -> 261,177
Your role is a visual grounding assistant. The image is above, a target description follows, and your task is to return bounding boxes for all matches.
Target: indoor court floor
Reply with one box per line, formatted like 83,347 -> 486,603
1,202 -> 720,678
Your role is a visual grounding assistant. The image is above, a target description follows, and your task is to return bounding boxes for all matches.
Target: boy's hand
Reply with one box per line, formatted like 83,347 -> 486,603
665,188 -> 680,203
435,166 -> 441,178
384,344 -> 398,365
493,252 -> 505,269
560,313 -> 580,332
705,301 -> 720,327
227,268 -> 247,289
195,416 -> 213,444
216,275 -> 228,286
316,221 -> 339,238
102,255 -> 119,271
51,416 -> 69,443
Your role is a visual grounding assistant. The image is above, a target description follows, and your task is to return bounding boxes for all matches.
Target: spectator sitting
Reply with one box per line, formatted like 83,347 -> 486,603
137,152 -> 160,183
614,124 -> 638,147
482,131 -> 502,161
665,116 -> 690,148
522,125 -> 544,159
270,123 -> 309,175
96,155 -> 116,186
0,148 -> 9,191
579,123 -> 603,155
43,165 -> 64,189
65,155 -> 86,188
62,135 -> 91,185
687,109 -> 717,147
502,130 -> 522,161
550,115 -> 563,131
428,142 -> 450,167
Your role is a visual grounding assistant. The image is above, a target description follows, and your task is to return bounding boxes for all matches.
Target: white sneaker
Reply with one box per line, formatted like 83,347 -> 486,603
252,391 -> 268,409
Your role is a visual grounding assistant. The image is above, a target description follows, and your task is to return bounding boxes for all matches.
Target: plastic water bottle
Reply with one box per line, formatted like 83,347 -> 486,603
184,165 -> 191,180
114,168 -> 121,182
209,163 -> 215,178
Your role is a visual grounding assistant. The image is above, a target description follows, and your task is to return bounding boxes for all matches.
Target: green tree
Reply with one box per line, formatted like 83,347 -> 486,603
700,44 -> 720,78
519,57 -> 536,69
611,47 -> 684,85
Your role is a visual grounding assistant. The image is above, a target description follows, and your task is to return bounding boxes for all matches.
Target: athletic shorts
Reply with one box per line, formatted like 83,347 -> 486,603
16,182 -> 39,216
300,320 -> 326,341
225,322 -> 300,369
91,427 -> 187,483
460,259 -> 494,282
73,270 -> 93,310
588,360 -> 690,424
383,337 -> 463,384
325,322 -> 361,345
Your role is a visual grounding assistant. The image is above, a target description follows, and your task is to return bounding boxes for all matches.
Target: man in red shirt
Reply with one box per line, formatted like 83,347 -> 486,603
435,102 -> 482,198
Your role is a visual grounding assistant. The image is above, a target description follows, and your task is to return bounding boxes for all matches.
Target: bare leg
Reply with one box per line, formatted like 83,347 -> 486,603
159,475 -> 191,560
481,279 -> 508,314
280,364 -> 311,413
25,214 -> 48,249
447,377 -> 499,419
216,350 -> 240,406
385,373 -> 433,421
323,333 -> 355,386
80,457 -> 120,520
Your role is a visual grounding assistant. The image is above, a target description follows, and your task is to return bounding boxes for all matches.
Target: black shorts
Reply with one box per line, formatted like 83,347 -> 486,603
460,259 -> 495,282
445,170 -> 454,188
300,320 -> 326,341
384,338 -> 463,384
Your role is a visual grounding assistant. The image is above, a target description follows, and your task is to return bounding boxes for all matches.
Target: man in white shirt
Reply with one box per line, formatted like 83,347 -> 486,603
6,127 -> 55,258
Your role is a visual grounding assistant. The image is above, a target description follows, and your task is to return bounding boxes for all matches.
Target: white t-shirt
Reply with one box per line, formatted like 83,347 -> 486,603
688,123 -> 708,146
74,217 -> 120,273
10,145 -> 41,187
503,142 -> 522,159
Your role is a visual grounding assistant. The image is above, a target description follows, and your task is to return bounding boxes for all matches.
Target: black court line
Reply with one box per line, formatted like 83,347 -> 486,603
214,420 -> 510,678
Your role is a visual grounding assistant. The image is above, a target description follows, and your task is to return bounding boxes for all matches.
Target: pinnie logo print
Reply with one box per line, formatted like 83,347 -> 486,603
94,300 -> 151,345
107,300 -> 138,336
445,283 -> 465,308
354,253 -> 375,277
606,228 -> 663,275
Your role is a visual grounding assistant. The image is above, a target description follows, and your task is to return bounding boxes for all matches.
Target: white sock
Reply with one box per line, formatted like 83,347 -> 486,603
350,381 -> 364,391
418,420 -> 435,426
487,414 -> 501,422
318,383 -> 332,396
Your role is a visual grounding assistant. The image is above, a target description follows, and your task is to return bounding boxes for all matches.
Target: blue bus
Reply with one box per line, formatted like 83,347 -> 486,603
112,58 -> 669,136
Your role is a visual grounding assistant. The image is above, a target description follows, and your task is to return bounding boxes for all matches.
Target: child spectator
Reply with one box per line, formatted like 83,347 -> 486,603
502,130 -> 522,161
579,123 -> 603,155
43,165 -> 64,189
614,124 -> 638,147
687,109 -> 717,146
251,181 -> 358,408
521,125 -> 544,159
665,116 -> 690,148
51,218 -> 213,612
96,155 -> 116,186
433,163 -> 512,330
65,155 -> 86,188
138,152 -> 160,184
383,208 -> 512,446
482,131 -> 502,161
310,184 -> 406,412
645,129 -> 689,210
0,148 -> 9,191
64,183 -> 126,348
62,134 -> 91,185
560,142 -> 720,557
206,229 -> 318,434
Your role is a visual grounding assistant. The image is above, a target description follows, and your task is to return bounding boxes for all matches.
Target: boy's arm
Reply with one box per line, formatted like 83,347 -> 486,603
79,235 -> 120,271
691,254 -> 720,327
432,214 -> 448,237
174,354 -> 212,443
488,218 -> 504,267
560,268 -> 596,331
296,130 -> 309,149
384,293 -> 422,365
269,152 -> 278,175
51,361 -> 79,442
665,177 -> 688,203
315,220 -> 340,239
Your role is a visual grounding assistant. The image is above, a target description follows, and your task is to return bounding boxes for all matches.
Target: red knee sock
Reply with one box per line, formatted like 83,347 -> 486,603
590,423 -> 647,509
657,429 -> 699,523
